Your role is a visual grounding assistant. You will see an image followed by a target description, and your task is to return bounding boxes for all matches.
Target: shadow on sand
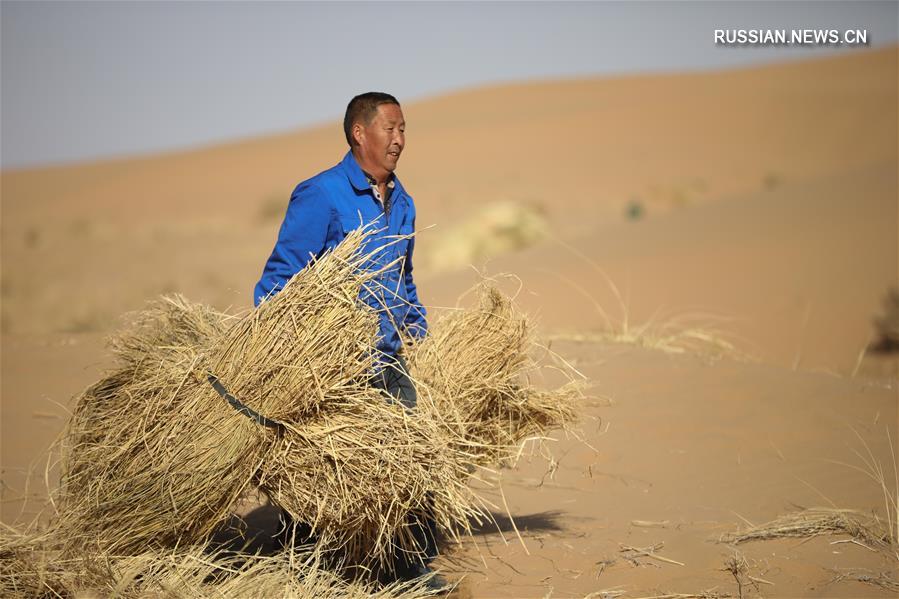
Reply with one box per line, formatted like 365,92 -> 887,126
208,505 -> 567,555
469,510 -> 566,536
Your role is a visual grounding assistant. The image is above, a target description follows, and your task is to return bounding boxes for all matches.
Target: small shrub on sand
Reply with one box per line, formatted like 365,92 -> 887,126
257,194 -> 287,223
873,287 -> 899,352
423,200 -> 548,272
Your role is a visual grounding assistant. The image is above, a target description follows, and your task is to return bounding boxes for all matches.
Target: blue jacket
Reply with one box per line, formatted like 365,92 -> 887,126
254,151 -> 427,359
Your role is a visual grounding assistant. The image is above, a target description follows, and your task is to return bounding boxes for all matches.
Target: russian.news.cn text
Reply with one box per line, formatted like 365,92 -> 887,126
715,29 -> 869,46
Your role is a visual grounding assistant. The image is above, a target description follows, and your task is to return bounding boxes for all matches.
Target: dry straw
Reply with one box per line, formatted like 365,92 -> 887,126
719,507 -> 893,551
407,282 -> 581,466
55,229 -> 475,568
16,226 -> 581,588
55,229 -> 382,555
0,529 -> 432,598
57,291 -> 251,554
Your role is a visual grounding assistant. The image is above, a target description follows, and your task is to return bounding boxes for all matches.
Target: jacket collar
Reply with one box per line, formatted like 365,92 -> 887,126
341,150 -> 405,196
341,151 -> 370,191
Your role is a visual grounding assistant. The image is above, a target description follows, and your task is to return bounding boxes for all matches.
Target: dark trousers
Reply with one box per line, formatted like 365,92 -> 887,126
369,355 -> 439,575
368,354 -> 418,410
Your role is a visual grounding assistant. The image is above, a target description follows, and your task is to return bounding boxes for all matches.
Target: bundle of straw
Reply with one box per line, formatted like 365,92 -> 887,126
52,227 -> 581,574
0,528 -> 431,599
57,293 -> 253,553
56,230 -> 483,569
57,230 -> 390,554
407,282 -> 581,465
259,396 -> 480,570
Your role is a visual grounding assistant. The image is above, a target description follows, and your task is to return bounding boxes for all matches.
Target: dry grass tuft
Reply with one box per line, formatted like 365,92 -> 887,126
721,428 -> 899,564
719,507 -> 893,551
543,238 -> 742,359
421,200 -> 548,272
550,315 -> 740,358
720,550 -> 773,599
829,569 -> 899,593
835,427 -> 899,550
630,593 -> 732,599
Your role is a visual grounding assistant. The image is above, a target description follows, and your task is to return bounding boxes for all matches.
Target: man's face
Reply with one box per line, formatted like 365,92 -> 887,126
355,103 -> 405,177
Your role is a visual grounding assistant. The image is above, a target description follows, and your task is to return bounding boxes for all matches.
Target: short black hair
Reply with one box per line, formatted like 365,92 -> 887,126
343,92 -> 400,147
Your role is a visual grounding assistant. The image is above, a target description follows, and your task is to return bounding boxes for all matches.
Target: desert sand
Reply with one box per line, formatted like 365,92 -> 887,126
2,46 -> 897,597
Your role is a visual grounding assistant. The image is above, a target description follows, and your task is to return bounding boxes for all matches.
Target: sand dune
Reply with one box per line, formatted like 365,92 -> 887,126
422,159 -> 897,374
2,46 -> 897,597
1,46 -> 895,339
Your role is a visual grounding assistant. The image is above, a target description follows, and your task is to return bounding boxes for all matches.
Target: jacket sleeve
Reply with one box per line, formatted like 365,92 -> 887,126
253,182 -> 330,306
402,220 -> 428,339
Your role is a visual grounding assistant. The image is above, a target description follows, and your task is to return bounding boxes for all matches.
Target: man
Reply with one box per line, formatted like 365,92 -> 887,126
254,91 -> 426,407
253,92 -> 443,588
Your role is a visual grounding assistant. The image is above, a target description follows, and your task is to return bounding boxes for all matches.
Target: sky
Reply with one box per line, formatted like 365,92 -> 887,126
2,1 -> 897,170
